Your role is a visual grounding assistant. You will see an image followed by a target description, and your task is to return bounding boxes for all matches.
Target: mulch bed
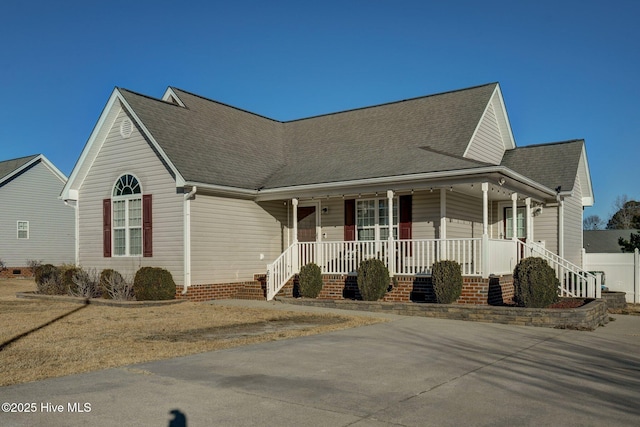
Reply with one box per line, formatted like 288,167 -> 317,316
548,298 -> 589,309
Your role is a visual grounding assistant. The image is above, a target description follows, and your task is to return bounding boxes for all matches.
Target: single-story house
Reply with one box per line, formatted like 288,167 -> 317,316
60,82 -> 598,302
0,154 -> 75,276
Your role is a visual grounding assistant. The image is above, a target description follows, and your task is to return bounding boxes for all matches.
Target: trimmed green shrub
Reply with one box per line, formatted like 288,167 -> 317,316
298,263 -> 323,298
133,267 -> 176,301
513,257 -> 560,308
357,258 -> 390,301
431,260 -> 463,304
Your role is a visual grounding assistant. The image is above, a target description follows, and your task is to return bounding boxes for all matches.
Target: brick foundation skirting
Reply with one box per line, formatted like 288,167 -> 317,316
175,277 -> 268,302
279,274 -> 515,306
0,267 -> 34,278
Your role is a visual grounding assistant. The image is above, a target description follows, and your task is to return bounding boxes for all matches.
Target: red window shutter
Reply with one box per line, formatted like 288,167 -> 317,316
143,194 -> 153,257
103,199 -> 111,258
344,199 -> 356,241
399,195 -> 412,240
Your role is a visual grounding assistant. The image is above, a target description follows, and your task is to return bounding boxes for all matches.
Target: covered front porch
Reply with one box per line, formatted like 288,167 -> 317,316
261,175 -> 600,302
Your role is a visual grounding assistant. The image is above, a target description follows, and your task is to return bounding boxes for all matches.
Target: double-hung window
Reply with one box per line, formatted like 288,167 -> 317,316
17,221 -> 29,239
356,198 -> 398,241
112,174 -> 142,256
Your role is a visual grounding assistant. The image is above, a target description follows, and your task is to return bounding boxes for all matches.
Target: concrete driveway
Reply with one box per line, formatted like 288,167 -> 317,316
2,302 -> 639,427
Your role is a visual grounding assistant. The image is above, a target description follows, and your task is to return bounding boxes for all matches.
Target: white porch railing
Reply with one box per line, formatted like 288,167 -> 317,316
517,240 -> 601,299
267,239 -> 487,300
265,238 -> 602,300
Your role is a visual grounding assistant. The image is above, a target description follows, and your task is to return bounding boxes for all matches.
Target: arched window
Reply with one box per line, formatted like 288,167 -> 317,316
112,174 -> 143,256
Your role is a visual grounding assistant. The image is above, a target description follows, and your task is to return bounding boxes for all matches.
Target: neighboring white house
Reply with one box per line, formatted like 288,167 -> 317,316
60,83 -> 596,301
583,230 -> 640,303
0,154 -> 75,274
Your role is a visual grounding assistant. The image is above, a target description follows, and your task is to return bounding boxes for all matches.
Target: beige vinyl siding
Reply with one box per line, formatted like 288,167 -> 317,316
78,109 -> 184,282
412,190 -> 440,239
0,161 -> 74,266
488,201 -> 500,239
318,198 -> 344,241
444,192 -> 483,238
533,204 -> 558,255
190,196 -> 286,284
563,175 -> 584,266
464,101 -> 505,165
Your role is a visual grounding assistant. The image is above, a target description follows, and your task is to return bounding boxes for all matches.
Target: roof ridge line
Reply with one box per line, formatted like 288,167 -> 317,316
169,87 -> 283,123
284,82 -> 499,123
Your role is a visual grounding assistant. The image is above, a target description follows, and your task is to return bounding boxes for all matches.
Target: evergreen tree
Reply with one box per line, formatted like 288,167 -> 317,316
618,231 -> 640,252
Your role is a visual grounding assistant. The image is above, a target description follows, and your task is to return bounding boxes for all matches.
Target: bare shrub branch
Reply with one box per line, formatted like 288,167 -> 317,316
70,268 -> 102,299
104,272 -> 135,301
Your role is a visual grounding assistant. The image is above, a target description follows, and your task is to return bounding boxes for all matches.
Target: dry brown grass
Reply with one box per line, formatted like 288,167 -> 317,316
0,279 -> 385,386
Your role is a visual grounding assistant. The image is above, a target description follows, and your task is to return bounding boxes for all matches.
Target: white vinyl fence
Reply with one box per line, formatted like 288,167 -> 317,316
583,248 -> 639,303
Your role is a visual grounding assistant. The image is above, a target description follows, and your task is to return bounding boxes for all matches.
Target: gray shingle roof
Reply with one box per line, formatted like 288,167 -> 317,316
0,154 -> 39,185
119,83 -> 498,190
500,140 -> 585,193
264,84 -> 496,188
120,89 -> 286,190
119,83 -> 588,195
584,230 -> 639,253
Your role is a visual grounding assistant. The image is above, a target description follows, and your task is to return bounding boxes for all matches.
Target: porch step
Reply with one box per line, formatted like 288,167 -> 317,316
235,280 -> 266,300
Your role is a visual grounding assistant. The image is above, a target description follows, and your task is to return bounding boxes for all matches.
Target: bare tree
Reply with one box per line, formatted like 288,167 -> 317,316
606,195 -> 640,229
583,215 -> 604,230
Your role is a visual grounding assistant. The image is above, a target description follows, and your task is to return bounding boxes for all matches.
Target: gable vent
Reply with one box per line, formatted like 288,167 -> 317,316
120,118 -> 133,139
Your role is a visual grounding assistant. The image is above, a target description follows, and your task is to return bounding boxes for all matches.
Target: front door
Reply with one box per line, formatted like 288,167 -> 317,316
297,206 -> 317,242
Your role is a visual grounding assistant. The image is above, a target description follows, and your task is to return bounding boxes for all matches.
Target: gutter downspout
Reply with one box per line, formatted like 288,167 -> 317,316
183,186 -> 197,295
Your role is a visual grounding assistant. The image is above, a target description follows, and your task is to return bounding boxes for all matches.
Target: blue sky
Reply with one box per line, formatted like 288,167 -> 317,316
1,0 -> 638,221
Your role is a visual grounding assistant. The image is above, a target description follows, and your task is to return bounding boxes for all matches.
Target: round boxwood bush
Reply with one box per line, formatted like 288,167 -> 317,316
357,258 -> 390,301
34,264 -> 65,295
431,260 -> 463,304
34,264 -> 59,286
513,257 -> 560,308
133,267 -> 176,301
298,263 -> 323,298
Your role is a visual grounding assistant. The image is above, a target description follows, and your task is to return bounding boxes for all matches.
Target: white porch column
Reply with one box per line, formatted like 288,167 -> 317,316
387,190 -> 395,276
511,192 -> 519,263
292,198 -> 299,271
558,196 -> 564,259
525,197 -> 532,242
292,198 -> 299,244
511,193 -> 518,242
482,183 -> 489,236
482,183 -> 489,278
440,188 -> 447,260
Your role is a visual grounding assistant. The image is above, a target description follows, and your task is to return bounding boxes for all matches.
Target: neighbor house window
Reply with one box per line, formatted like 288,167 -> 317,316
17,221 -> 29,239
112,174 -> 143,256
356,198 -> 398,241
